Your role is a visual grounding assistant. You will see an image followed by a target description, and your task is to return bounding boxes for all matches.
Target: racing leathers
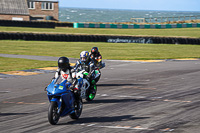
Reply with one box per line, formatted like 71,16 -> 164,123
74,57 -> 95,81
90,52 -> 103,69
54,67 -> 80,100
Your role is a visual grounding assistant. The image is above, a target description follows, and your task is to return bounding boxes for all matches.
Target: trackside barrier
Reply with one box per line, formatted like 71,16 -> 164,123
55,22 -> 73,27
0,20 -> 55,28
0,20 -> 74,28
0,32 -> 199,45
73,23 -> 200,29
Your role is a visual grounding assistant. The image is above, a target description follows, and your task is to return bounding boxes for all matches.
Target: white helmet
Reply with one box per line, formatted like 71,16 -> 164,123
80,51 -> 89,62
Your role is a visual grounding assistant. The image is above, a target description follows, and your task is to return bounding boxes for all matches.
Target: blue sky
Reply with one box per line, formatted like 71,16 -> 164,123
59,0 -> 200,11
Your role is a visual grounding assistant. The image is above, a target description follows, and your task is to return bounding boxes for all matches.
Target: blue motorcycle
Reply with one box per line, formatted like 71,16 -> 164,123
46,78 -> 83,125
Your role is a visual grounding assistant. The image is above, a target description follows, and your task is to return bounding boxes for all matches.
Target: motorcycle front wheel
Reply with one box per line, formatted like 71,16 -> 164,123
70,99 -> 83,119
48,101 -> 60,125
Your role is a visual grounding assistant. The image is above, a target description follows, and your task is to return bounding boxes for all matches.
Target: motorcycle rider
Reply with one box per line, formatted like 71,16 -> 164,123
74,51 -> 95,81
89,47 -> 104,69
53,56 -> 80,102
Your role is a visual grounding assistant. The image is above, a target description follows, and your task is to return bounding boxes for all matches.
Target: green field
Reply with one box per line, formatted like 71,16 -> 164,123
0,56 -> 57,72
1,40 -> 200,72
1,40 -> 200,60
0,26 -> 200,72
0,26 -> 200,38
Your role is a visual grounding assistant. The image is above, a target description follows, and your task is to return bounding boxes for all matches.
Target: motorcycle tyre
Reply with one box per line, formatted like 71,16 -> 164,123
95,73 -> 101,83
86,84 -> 97,101
48,101 -> 60,125
70,99 -> 83,119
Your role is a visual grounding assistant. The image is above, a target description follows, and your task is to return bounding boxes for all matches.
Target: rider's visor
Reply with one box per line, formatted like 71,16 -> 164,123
81,57 -> 86,61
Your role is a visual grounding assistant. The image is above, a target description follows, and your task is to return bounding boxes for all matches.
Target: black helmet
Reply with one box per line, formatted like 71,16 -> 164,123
91,47 -> 98,55
58,57 -> 70,71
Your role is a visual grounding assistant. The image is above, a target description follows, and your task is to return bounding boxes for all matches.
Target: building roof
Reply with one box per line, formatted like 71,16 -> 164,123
0,0 -> 29,15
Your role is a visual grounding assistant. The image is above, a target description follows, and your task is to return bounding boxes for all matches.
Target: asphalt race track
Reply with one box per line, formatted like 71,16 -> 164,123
0,56 -> 200,133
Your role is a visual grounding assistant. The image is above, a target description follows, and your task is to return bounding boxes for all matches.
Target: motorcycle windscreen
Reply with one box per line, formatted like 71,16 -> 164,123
47,80 -> 69,95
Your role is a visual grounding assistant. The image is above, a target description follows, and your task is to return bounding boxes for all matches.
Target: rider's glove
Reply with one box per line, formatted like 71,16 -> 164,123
69,86 -> 74,90
44,86 -> 47,91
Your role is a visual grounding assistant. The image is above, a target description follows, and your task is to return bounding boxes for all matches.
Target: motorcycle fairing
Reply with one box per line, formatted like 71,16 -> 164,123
47,79 -> 75,117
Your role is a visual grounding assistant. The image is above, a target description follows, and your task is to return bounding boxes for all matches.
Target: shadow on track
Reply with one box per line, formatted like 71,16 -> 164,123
63,115 -> 150,125
84,98 -> 149,104
0,113 -> 29,116
97,83 -> 144,87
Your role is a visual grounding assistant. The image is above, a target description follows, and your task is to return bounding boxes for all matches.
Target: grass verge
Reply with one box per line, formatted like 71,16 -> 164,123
1,40 -> 200,60
1,40 -> 200,72
0,57 -> 57,72
0,26 -> 200,38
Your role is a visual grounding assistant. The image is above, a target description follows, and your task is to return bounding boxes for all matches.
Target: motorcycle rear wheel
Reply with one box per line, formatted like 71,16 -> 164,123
70,99 -> 83,119
95,73 -> 101,83
48,101 -> 60,125
86,84 -> 97,101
